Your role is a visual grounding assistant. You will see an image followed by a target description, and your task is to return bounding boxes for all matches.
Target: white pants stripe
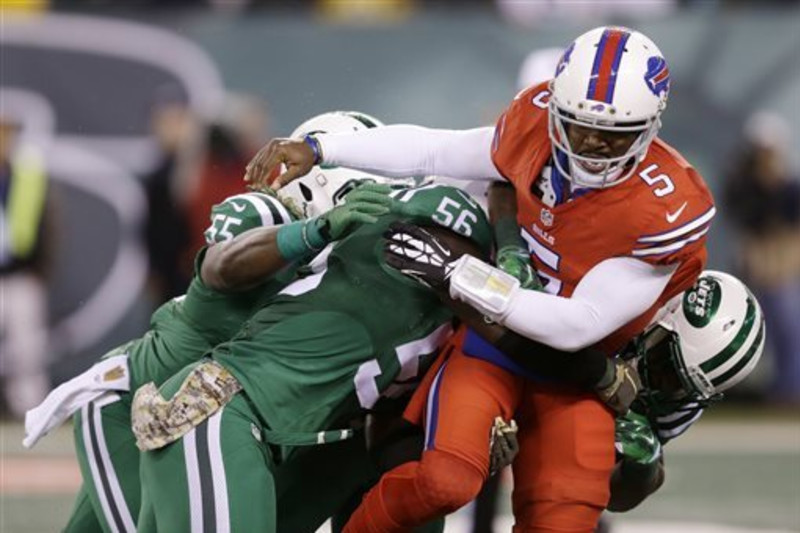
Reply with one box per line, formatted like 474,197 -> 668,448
82,393 -> 135,533
184,408 -> 230,533
184,427 -> 204,533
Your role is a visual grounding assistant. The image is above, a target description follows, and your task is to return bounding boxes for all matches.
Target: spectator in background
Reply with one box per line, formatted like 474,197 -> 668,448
724,111 -> 800,404
185,93 -> 271,253
0,118 -> 53,419
143,85 -> 200,302
222,92 -> 272,159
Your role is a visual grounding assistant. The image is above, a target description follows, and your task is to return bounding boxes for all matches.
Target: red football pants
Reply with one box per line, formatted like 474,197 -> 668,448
344,327 -> 615,532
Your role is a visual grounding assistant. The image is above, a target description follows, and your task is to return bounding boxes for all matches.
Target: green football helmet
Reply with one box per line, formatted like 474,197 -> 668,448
204,191 -> 295,244
635,270 -> 765,415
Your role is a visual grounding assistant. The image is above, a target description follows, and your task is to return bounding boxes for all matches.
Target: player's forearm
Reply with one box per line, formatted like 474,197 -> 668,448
607,456 -> 665,512
500,258 -> 676,351
487,181 -> 519,225
318,125 -> 502,181
201,226 -> 287,291
437,292 -> 610,389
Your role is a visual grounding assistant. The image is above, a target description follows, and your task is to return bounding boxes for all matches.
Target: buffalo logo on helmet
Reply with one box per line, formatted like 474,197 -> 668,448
644,56 -> 670,98
554,42 -> 575,77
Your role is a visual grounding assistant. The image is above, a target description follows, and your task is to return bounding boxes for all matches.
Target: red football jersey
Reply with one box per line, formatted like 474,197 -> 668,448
491,83 -> 715,354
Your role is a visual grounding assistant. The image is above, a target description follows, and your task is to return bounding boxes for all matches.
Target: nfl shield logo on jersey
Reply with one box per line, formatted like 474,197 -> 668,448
540,208 -> 554,227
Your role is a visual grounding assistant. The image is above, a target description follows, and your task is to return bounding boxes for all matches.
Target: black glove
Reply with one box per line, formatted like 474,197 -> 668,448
383,221 -> 457,289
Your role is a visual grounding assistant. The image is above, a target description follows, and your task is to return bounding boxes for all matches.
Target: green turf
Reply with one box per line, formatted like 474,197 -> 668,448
3,419 -> 798,532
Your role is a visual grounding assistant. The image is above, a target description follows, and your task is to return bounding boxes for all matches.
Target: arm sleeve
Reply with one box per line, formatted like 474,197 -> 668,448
318,125 -> 503,181
502,257 -> 678,351
653,403 -> 704,444
607,455 -> 665,513
495,332 -> 610,388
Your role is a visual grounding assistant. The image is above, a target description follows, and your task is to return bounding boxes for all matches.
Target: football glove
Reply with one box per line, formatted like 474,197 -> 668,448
489,417 -> 519,476
495,245 -> 542,291
615,411 -> 662,465
595,357 -> 642,416
317,183 -> 393,241
383,221 -> 458,289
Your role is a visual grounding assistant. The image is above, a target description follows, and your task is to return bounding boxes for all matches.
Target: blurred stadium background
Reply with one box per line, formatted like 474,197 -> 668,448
1,0 -> 798,532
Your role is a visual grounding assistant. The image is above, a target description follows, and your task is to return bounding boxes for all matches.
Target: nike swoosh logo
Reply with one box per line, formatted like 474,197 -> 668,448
666,202 -> 688,224
231,201 -> 246,213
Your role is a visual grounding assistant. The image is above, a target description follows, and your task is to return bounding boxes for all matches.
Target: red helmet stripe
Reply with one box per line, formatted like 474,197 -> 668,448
587,29 -> 630,104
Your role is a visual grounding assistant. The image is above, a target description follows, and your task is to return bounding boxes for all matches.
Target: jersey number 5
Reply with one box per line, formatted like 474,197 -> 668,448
639,164 -> 675,197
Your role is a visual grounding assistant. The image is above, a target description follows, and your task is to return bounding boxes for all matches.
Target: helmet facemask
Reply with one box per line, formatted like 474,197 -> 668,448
634,324 -> 722,418
548,101 -> 661,189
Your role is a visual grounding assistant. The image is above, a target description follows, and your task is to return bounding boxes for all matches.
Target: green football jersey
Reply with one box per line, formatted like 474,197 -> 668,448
212,184 -> 493,444
115,191 -> 298,390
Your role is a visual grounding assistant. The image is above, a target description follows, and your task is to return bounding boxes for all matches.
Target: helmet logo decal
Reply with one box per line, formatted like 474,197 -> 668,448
555,42 -> 574,77
682,277 -> 721,327
586,28 -> 631,104
644,56 -> 670,98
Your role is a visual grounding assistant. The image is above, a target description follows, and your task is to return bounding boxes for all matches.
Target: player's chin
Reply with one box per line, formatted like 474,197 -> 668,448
577,159 -> 607,173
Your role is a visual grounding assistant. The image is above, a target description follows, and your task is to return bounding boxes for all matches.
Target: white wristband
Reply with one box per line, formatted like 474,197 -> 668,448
449,255 -> 520,321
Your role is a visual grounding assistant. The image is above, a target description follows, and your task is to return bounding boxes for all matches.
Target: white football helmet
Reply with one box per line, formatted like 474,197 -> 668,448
637,270 -> 766,414
278,111 -> 403,218
548,26 -> 670,188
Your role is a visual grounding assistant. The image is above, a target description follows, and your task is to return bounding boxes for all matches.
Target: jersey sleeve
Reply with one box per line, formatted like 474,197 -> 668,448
490,82 -> 551,189
631,159 -> 716,267
204,191 -> 296,244
652,403 -> 705,444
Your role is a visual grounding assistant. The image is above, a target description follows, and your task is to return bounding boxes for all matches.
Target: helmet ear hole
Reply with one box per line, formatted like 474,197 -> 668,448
299,182 -> 314,202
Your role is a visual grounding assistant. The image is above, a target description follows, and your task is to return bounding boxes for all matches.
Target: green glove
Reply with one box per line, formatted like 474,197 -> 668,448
496,245 -> 542,290
491,215 -> 542,291
316,182 -> 393,241
615,411 -> 662,465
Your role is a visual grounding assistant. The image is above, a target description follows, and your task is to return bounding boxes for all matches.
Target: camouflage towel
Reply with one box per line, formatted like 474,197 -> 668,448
132,360 -> 242,451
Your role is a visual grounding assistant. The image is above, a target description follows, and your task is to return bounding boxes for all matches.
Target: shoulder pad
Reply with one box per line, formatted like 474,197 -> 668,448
205,192 -> 296,244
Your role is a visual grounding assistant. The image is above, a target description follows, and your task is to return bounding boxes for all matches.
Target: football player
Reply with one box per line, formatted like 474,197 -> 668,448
132,138 -> 495,531
24,111 -> 393,533
438,270 -> 765,524
609,270 -> 765,512
247,26 -> 715,532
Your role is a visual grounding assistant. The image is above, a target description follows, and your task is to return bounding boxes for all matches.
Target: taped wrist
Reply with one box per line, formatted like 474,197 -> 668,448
276,219 -> 328,261
448,255 -> 520,321
303,134 -> 323,164
495,331 -> 609,388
